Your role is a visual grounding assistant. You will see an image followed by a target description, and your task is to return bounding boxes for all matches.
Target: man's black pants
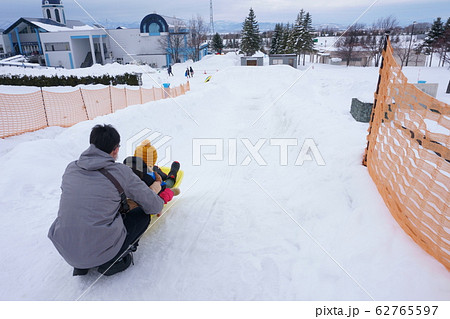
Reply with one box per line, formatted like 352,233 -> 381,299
99,207 -> 151,267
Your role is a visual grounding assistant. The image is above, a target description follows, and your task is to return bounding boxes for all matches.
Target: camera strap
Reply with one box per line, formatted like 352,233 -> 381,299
98,168 -> 130,216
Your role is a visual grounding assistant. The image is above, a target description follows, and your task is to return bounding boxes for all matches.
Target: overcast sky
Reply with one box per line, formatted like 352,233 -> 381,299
1,0 -> 449,29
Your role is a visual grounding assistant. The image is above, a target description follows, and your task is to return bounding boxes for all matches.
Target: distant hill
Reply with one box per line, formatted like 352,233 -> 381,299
213,21 -> 278,33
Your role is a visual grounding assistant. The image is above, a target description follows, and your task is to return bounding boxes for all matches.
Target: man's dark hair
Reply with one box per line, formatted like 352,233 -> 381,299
89,124 -> 120,154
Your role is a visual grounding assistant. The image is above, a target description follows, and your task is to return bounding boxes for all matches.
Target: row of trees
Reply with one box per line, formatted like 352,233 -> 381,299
336,16 -> 450,67
161,10 -> 449,68
238,7 -> 316,65
237,7 -> 316,66
269,10 -> 315,65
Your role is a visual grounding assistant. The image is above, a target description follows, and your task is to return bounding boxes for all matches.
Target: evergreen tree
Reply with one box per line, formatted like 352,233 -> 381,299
240,8 -> 262,56
442,17 -> 450,66
212,33 -> 224,54
299,12 -> 314,65
285,22 -> 298,54
279,23 -> 291,54
423,17 -> 445,66
270,23 -> 283,54
292,9 -> 305,56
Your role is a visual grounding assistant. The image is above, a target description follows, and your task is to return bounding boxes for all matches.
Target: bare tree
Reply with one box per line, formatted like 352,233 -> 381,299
336,23 -> 365,66
391,36 -> 411,67
369,16 -> 399,66
374,15 -> 399,33
159,20 -> 187,65
414,44 -> 423,66
188,15 -> 208,61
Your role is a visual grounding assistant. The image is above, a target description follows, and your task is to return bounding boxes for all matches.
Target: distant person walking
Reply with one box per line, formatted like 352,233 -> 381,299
185,67 -> 190,78
167,65 -> 173,76
189,66 -> 194,77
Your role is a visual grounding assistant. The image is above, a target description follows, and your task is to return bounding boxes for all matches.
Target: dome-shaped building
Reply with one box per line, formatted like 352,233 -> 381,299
42,0 -> 66,25
1,2 -> 209,69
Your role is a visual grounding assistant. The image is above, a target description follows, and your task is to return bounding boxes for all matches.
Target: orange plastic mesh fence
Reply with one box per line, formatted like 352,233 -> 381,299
141,87 -> 156,104
153,87 -> 163,100
363,39 -> 450,270
110,87 -> 127,112
0,91 -> 47,137
174,87 -> 180,97
126,88 -> 141,106
163,87 -> 171,99
81,87 -> 111,120
43,89 -> 87,127
0,83 -> 189,138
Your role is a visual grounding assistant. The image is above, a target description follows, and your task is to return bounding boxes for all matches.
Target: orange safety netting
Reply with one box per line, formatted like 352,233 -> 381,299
110,87 -> 127,112
43,89 -> 87,127
141,87 -> 156,104
81,87 -> 111,119
0,91 -> 47,137
363,39 -> 450,270
163,87 -> 171,99
0,82 -> 190,138
153,87 -> 163,101
126,88 -> 141,107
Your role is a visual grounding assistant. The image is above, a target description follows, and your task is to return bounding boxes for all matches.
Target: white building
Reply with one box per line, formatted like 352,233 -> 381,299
1,1 -> 208,69
0,30 -> 8,58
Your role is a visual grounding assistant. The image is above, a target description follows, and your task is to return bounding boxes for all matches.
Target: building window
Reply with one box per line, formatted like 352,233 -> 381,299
55,9 -> 61,23
45,42 -> 70,52
19,26 -> 32,34
46,9 -> 51,19
0,45 -> 4,54
149,23 -> 160,34
272,59 -> 283,65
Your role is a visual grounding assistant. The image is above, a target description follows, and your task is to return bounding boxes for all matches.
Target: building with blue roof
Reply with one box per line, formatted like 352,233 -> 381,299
0,1 -> 208,69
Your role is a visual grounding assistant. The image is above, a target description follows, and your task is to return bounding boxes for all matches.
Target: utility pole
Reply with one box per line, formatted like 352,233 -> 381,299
210,0 -> 214,35
405,21 -> 416,67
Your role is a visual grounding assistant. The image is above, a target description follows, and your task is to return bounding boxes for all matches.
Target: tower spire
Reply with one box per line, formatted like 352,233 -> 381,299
41,1 -> 66,25
210,0 -> 214,35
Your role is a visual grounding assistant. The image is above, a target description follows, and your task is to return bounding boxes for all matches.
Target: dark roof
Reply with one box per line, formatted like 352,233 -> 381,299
140,14 -> 169,34
3,17 -> 66,34
42,0 -> 63,5
268,54 -> 298,57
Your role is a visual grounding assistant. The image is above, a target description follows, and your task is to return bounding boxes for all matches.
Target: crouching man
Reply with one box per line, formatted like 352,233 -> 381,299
48,124 -> 164,276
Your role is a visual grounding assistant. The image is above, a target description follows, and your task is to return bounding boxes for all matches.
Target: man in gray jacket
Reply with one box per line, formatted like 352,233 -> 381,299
48,124 -> 164,276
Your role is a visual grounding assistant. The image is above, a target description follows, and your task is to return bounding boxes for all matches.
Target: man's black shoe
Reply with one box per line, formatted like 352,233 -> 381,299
130,242 -> 139,252
73,268 -> 89,276
97,253 -> 133,276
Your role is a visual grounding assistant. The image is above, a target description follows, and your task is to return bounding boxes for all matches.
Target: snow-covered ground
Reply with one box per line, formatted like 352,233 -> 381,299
0,53 -> 449,301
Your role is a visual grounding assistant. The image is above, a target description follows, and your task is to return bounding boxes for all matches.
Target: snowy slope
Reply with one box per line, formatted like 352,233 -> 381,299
0,55 -> 449,301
